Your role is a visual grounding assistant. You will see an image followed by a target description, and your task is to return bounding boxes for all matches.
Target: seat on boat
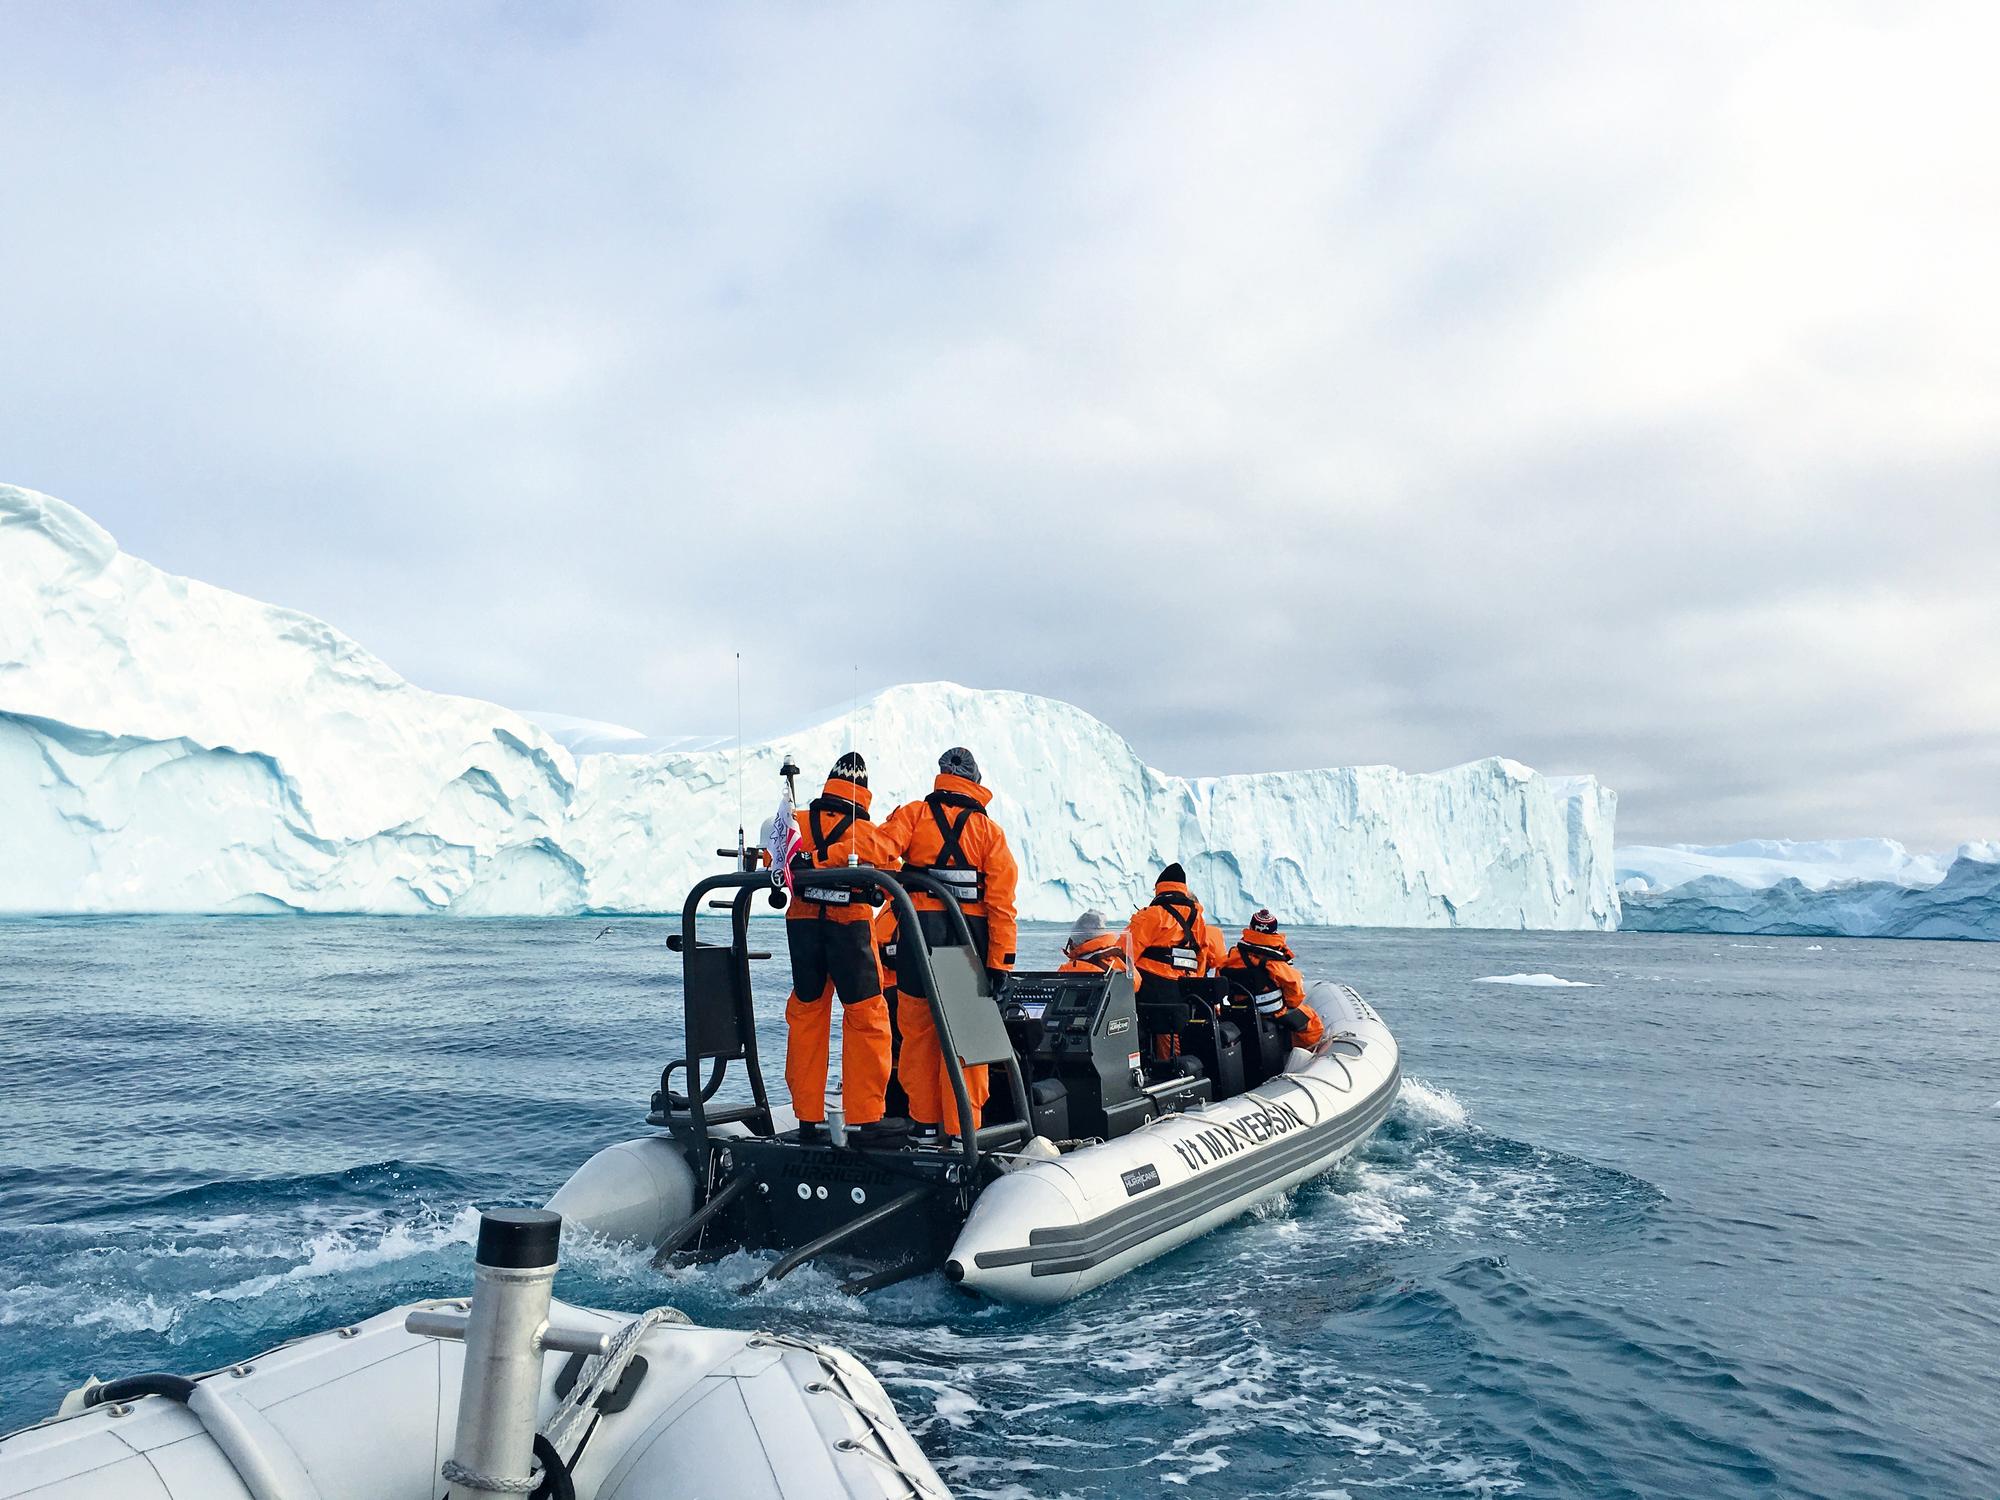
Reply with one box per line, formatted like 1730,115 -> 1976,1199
1139,978 -> 1246,1099
1218,974 -> 1294,1089
650,939 -> 774,1132
1136,987 -> 1191,1061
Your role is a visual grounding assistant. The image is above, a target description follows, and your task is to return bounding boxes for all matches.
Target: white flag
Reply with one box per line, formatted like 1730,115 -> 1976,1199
766,788 -> 803,884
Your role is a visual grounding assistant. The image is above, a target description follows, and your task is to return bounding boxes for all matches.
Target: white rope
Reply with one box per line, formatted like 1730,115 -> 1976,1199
757,1335 -> 943,1499
834,1435 -> 946,1497
439,1457 -> 541,1493
542,1306 -> 691,1461
804,1378 -> 896,1428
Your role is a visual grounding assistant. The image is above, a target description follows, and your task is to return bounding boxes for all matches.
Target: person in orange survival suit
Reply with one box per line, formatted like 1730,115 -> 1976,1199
1125,863 -> 1228,1059
1126,863 -> 1227,988
881,747 -> 1019,1147
1057,909 -> 1129,974
784,752 -> 899,1146
1217,909 -> 1325,1048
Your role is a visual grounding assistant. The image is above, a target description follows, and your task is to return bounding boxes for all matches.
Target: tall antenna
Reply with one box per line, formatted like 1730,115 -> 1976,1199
847,662 -> 859,867
734,652 -> 744,868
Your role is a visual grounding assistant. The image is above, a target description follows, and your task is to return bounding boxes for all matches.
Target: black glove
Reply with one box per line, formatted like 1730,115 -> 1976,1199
986,967 -> 1009,998
1275,1007 -> 1310,1034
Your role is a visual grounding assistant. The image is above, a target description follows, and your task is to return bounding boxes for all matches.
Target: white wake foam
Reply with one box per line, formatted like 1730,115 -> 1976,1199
1398,1078 -> 1470,1128
201,1205 -> 480,1303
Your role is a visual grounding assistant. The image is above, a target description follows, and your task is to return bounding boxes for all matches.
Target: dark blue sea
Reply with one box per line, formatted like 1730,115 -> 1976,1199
1,919 -> 1994,1498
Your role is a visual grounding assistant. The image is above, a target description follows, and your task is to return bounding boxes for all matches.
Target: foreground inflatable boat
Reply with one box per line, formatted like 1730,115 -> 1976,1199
551,859 -> 1401,1304
0,1209 -> 948,1500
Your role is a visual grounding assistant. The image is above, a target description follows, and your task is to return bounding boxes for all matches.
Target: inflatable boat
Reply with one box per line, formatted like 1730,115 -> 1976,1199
551,858 -> 1401,1304
0,1208 -> 948,1500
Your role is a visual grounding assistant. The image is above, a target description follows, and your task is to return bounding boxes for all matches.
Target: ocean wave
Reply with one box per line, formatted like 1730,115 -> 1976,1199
56,1159 -> 471,1224
200,1204 -> 480,1303
1397,1077 -> 1470,1128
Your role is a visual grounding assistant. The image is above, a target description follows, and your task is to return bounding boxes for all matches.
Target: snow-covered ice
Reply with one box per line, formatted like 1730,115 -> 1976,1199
1,487 -> 582,915
565,683 -> 1620,927
1,484 -> 1620,925
1616,839 -> 1962,894
1618,857 -> 2000,942
1617,837 -> 2000,941
1473,974 -> 1594,988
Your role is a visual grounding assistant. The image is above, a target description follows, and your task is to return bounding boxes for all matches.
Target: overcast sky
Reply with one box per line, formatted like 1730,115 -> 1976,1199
3,2 -> 1995,847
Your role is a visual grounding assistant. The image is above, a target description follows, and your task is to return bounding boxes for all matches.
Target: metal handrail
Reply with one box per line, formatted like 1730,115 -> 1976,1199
669,866 -> 1028,1175
675,871 -> 780,1144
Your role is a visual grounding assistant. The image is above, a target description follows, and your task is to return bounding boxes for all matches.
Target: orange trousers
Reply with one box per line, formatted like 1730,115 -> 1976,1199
895,992 -> 988,1134
785,984 -> 891,1126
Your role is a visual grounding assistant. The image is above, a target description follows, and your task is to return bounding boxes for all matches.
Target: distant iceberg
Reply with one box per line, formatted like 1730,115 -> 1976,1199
1474,973 -> 1594,988
1617,840 -> 2000,942
0,483 -> 1619,926
1616,838 -> 1964,895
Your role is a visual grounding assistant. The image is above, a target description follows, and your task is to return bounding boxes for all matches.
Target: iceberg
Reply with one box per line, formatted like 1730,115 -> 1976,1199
1,484 -> 1619,927
1615,838 -> 1959,895
1616,840 -> 2000,942
565,686 -> 1620,927
0,488 -> 586,915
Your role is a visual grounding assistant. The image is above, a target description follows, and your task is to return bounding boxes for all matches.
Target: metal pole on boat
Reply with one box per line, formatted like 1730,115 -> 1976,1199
450,1209 -> 560,1497
405,1207 -> 612,1500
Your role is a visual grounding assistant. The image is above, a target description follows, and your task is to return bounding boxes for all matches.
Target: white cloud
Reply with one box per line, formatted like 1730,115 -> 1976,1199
1,0 -> 1994,846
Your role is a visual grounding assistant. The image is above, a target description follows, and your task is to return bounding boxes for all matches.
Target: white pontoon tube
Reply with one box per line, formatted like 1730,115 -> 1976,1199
0,1207 -> 949,1500
947,983 -> 1399,1302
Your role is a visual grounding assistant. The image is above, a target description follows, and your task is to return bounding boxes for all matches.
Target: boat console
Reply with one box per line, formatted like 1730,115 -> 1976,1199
998,970 -> 1211,1141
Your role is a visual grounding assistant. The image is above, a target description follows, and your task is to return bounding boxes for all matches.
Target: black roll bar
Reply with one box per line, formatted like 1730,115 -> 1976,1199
670,866 -> 1030,1174
671,872 -> 778,1144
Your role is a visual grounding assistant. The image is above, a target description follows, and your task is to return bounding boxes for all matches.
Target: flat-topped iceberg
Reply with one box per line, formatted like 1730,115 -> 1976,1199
1616,838 -> 1977,895
1,483 -> 1618,926
1617,840 -> 2000,941
566,684 -> 1619,927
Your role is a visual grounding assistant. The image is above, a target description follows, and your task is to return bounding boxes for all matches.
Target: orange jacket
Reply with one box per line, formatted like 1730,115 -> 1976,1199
1126,880 -> 1227,986
1218,933 -> 1307,1008
786,774 -> 896,925
1218,928 -> 1323,1045
881,774 -> 1019,969
1058,931 -> 1130,974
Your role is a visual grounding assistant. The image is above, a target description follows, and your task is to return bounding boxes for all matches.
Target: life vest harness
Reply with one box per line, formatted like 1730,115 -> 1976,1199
901,791 -> 987,908
1141,890 -> 1203,973
1232,945 -> 1287,1014
793,795 -> 870,908
1067,940 -> 1122,972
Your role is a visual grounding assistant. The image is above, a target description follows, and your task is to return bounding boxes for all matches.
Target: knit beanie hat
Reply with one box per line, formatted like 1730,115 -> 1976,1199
939,746 -> 981,784
1157,862 -> 1187,886
1249,909 -> 1280,934
829,752 -> 867,787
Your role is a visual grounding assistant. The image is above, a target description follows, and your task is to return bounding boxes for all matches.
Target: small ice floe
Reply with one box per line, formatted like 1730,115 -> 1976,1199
1474,973 -> 1594,988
